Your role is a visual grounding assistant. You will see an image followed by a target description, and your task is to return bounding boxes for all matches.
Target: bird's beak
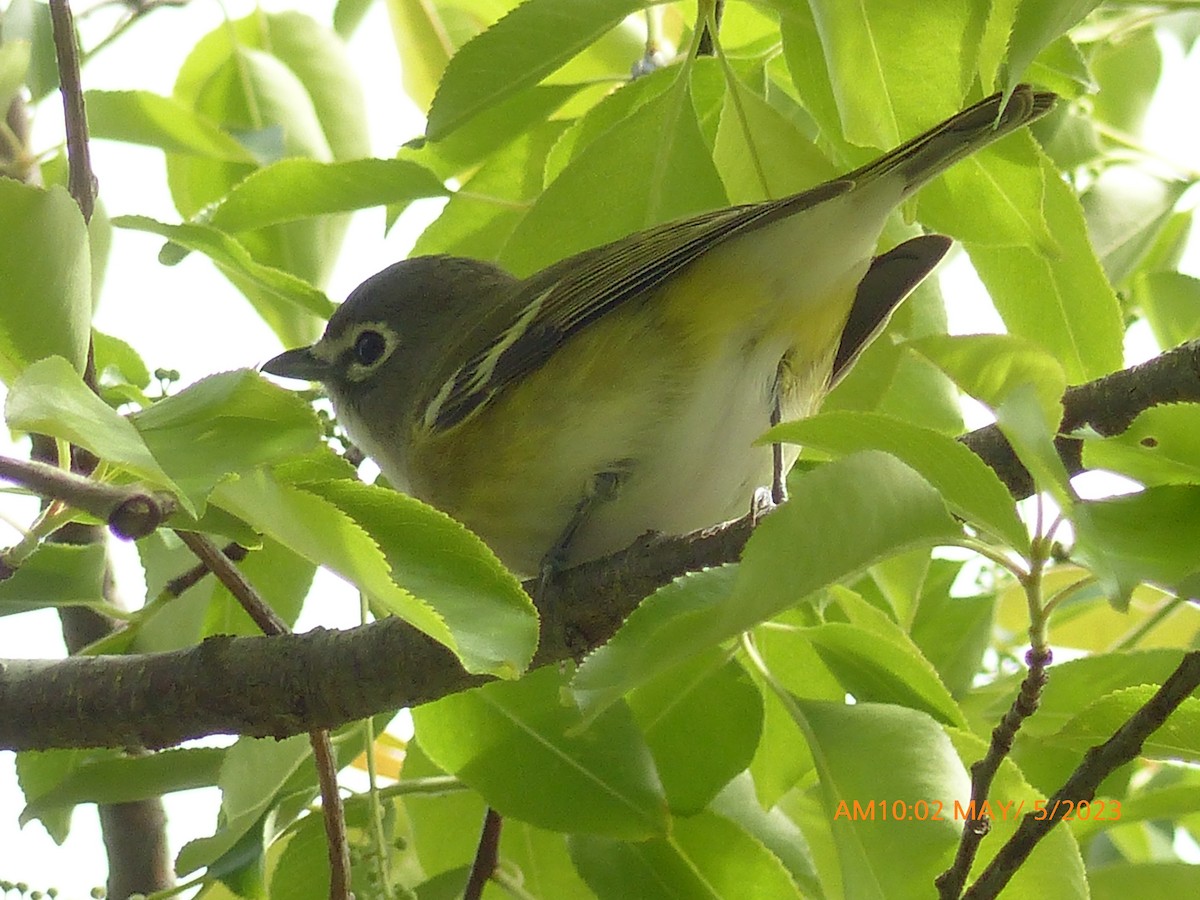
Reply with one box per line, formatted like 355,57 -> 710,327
261,346 -> 329,382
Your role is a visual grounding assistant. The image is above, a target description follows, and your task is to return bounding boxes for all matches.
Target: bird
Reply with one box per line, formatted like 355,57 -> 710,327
263,86 -> 1056,578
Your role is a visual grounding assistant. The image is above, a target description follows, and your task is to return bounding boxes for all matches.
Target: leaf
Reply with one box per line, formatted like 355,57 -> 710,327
113,215 -> 335,320
711,66 -> 836,203
206,158 -> 448,233
1074,486 -> 1200,606
803,0 -> 984,148
84,90 -> 257,162
626,651 -> 763,814
573,452 -> 961,715
210,471 -> 458,667
788,700 -> 969,896
20,748 -> 224,820
5,357 -> 184,504
385,0 -> 457,110
426,0 -> 649,140
945,727 -> 1089,896
569,811 -> 804,899
1089,863 -> 1200,900
1,0 -> 57,101
1082,404 -> 1200,486
500,73 -> 728,275
176,734 -> 311,876
1080,166 -> 1191,285
412,667 -> 669,838
910,332 -> 1067,429
130,369 -> 322,510
0,544 -> 108,616
0,39 -> 31,113
1133,271 -> 1200,350
771,410 -> 1027,549
1047,686 -> 1200,763
299,478 -> 537,678
805,594 -> 965,727
0,182 -> 91,382
966,160 -> 1124,385
411,119 -> 568,260
1005,0 -> 1103,92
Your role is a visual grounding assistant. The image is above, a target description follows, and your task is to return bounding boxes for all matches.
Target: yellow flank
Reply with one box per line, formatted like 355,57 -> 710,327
409,192 -> 879,572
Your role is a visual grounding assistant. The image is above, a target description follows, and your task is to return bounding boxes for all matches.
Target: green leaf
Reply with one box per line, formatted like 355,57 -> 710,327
995,382 -> 1075,505
92,329 -> 151,390
1,0 -> 57,101
130,369 -> 322,510
626,651 -> 763,815
1074,486 -> 1200,606
411,119 -> 568,260
1080,166 -> 1191,285
916,130 -> 1056,252
910,560 -> 996,698
176,734 -> 311,876
5,356 -> 183,503
20,748 -> 224,821
771,410 -> 1027,549
711,774 -> 823,896
965,160 -> 1125,384
1090,863 -> 1200,900
1082,404 -> 1200,486
802,0 -> 984,148
415,83 -> 583,178
500,73 -> 728,275
426,0 -> 648,141
299,478 -> 537,678
945,727 -> 1089,896
806,590 -> 965,727
0,39 -> 31,113
1048,685 -> 1200,763
1134,271 -> 1200,350
206,158 -> 448,233
0,182 -> 91,382
113,215 -> 335,321
84,90 -> 257,162
570,810 -> 804,899
0,543 -> 107,616
14,748 -> 92,841
788,700 -> 968,896
384,0 -> 458,110
573,452 -> 960,715
711,66 -> 835,203
1005,0 -> 1103,92
963,650 -> 1186,739
412,667 -> 669,839
209,471 -> 462,667
910,332 -> 1067,429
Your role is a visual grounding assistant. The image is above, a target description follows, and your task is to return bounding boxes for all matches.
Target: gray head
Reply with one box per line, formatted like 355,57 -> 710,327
262,255 -> 519,434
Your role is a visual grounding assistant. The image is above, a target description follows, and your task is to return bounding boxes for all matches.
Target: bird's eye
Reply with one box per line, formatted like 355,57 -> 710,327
353,330 -> 387,366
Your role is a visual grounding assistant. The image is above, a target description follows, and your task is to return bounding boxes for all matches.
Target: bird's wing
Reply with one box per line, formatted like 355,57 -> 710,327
424,180 -> 853,431
830,234 -> 952,386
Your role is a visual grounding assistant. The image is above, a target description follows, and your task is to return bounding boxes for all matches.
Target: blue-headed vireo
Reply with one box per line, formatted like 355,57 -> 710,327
263,87 -> 1055,577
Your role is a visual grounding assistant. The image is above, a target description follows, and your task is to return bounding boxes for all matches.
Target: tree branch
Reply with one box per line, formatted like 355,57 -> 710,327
2,342 -> 1199,751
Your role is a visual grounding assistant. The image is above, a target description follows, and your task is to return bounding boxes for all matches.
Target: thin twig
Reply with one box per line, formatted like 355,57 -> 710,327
48,0 -> 95,222
463,808 -> 503,900
175,530 -> 352,900
0,455 -> 176,540
164,542 -> 248,597
935,647 -> 1052,898
310,728 -> 353,900
961,651 -> 1200,899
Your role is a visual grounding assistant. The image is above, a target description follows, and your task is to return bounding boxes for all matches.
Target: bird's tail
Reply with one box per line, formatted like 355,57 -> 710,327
845,85 -> 1057,198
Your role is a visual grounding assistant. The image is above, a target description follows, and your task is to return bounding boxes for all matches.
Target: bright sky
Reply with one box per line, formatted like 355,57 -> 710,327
1,1 -> 1198,896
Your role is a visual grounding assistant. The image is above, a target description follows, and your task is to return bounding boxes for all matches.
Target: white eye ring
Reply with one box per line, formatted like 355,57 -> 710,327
353,329 -> 387,366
